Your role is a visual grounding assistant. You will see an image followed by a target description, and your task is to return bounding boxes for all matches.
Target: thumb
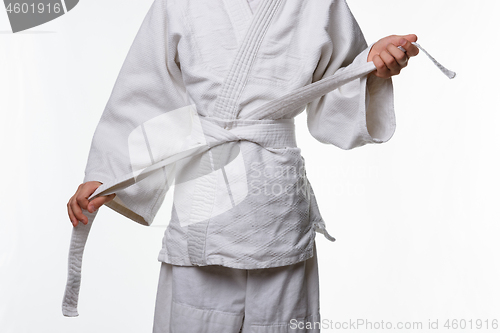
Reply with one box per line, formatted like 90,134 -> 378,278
399,34 -> 417,44
387,34 -> 418,48
88,193 -> 116,213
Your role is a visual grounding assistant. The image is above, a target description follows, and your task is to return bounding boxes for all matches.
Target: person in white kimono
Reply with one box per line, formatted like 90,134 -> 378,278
64,0 -> 425,331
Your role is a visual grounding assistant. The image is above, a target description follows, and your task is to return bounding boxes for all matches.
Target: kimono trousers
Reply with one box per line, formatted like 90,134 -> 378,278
62,0 -> 455,330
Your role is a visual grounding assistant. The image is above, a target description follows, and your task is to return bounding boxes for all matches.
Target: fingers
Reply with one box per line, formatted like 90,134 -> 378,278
373,49 -> 402,79
399,36 -> 419,57
381,48 -> 403,75
76,190 -> 90,212
69,190 -> 88,226
67,195 -> 79,227
387,43 -> 408,67
403,33 -> 418,43
372,54 -> 390,79
88,193 -> 116,213
369,33 -> 419,79
67,181 -> 104,227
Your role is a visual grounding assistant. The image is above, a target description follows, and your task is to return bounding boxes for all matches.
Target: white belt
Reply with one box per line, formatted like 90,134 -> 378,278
62,117 -> 299,317
62,42 -> 456,317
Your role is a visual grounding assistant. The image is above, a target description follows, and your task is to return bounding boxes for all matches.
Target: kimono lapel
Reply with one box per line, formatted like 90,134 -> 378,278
222,0 -> 253,45
183,0 -> 286,265
213,0 -> 284,120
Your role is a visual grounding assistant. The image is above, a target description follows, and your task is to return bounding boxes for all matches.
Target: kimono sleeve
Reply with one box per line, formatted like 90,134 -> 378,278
306,0 -> 396,150
82,0 -> 188,225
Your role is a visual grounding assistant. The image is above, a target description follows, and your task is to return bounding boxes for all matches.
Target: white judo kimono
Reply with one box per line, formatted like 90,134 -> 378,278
62,0 -> 455,319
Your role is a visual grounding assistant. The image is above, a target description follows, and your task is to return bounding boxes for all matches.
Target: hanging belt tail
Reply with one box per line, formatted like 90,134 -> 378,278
62,209 -> 97,317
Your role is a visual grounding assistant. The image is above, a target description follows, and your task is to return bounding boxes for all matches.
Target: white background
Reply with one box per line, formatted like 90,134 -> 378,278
1,0 -> 498,332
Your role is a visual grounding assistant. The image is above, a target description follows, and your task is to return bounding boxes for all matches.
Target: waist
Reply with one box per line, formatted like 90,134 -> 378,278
199,115 -> 297,149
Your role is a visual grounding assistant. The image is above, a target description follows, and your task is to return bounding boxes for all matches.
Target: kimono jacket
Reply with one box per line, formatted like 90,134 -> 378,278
62,0 -> 454,317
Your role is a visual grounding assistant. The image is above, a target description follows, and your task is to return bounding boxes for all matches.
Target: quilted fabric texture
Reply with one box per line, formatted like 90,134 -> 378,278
81,0 -> 395,268
63,0 -> 455,317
